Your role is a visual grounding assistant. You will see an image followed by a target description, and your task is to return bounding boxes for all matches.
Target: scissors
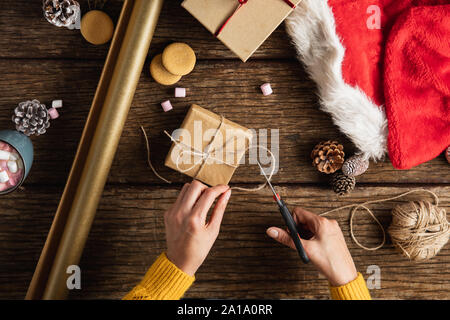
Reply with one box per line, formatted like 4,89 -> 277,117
257,161 -> 310,264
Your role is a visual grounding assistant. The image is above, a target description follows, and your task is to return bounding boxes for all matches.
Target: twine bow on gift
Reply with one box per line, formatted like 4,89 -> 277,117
215,0 -> 297,37
163,119 -> 277,192
140,115 -> 277,192
163,116 -> 241,175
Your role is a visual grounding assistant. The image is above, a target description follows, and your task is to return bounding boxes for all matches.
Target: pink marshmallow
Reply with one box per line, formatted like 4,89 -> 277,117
15,168 -> 23,179
260,83 -> 273,96
0,141 -> 6,149
0,183 -> 8,192
161,100 -> 173,112
7,175 -> 18,187
0,160 -> 7,170
175,87 -> 186,98
48,107 -> 59,119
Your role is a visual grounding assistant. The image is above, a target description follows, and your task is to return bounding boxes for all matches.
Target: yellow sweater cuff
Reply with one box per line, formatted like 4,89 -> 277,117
329,272 -> 371,300
123,252 -> 195,300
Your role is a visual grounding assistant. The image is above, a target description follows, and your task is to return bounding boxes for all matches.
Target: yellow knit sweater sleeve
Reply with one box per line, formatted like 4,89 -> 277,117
123,253 -> 370,300
123,252 -> 195,300
329,272 -> 372,300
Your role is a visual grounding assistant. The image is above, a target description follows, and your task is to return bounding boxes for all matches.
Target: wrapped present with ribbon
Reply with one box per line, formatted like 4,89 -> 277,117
165,104 -> 253,186
181,0 -> 302,62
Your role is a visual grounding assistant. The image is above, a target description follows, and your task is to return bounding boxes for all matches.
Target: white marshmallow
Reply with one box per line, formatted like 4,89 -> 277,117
9,153 -> 17,161
0,170 -> 9,183
52,99 -> 63,109
175,87 -> 186,98
7,161 -> 17,173
0,150 -> 11,160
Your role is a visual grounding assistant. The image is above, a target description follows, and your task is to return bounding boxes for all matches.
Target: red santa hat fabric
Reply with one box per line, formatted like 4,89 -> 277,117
384,4 -> 450,168
287,0 -> 449,169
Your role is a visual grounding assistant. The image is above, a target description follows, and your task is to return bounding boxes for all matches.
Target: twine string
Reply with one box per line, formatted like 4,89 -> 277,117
140,118 -> 277,192
140,129 -> 447,257
163,116 -> 277,192
140,126 -> 171,184
286,189 -> 441,251
163,116 -> 241,176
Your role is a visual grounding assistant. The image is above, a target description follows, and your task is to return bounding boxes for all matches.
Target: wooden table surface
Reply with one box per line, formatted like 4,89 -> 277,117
0,1 -> 449,300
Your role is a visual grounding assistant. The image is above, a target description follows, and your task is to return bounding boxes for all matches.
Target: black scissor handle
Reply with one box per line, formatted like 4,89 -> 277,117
279,201 -> 310,264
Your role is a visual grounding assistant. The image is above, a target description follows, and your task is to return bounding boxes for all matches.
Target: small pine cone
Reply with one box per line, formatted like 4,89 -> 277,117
43,0 -> 80,28
331,171 -> 356,196
12,100 -> 50,136
342,155 -> 369,177
446,146 -> 450,164
311,140 -> 345,174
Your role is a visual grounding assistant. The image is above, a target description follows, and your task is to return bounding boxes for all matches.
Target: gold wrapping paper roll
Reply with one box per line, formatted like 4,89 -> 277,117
26,0 -> 164,300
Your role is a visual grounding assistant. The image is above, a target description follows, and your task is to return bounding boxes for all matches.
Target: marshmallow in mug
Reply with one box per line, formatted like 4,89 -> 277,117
0,141 -> 24,192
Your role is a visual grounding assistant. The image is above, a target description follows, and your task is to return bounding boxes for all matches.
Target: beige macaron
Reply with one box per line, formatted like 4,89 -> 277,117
81,10 -> 114,45
150,54 -> 182,86
162,43 -> 196,76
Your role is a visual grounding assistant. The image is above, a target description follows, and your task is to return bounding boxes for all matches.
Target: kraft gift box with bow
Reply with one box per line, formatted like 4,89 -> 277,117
165,104 -> 253,186
181,0 -> 302,62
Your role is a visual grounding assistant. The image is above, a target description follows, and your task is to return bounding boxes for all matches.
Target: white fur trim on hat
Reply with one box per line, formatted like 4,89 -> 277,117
285,0 -> 388,161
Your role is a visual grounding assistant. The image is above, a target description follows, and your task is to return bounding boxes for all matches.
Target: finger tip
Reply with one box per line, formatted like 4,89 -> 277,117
224,189 -> 232,201
266,228 -> 278,238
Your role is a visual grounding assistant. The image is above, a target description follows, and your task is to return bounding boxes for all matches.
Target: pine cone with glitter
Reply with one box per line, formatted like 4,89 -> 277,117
311,140 -> 345,174
331,171 -> 356,196
342,155 -> 370,177
43,0 -> 80,28
12,100 -> 50,136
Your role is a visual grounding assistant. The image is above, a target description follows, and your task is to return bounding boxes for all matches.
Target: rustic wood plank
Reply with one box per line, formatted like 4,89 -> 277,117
0,185 -> 448,299
0,0 -> 447,303
0,59 -> 447,186
0,0 -> 296,60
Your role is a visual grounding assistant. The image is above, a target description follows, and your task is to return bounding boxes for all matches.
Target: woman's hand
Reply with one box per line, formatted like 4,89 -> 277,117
165,180 -> 231,276
266,208 -> 358,287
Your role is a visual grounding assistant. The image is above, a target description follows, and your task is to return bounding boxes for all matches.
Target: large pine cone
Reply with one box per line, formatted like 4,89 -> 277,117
43,0 -> 80,28
331,171 -> 356,196
12,100 -> 50,136
311,140 -> 345,174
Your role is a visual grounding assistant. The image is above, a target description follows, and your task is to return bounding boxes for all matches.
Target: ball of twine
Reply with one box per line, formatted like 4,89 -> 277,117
388,201 -> 449,261
315,189 -> 450,261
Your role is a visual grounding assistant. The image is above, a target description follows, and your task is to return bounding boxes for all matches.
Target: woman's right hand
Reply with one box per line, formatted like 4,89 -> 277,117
165,180 -> 231,277
266,208 -> 358,287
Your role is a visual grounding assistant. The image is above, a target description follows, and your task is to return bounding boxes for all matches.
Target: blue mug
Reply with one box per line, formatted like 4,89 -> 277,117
0,130 -> 33,194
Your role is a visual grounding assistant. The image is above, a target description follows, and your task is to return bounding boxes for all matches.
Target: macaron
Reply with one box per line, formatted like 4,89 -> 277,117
150,54 -> 182,86
81,10 -> 114,45
162,43 -> 196,76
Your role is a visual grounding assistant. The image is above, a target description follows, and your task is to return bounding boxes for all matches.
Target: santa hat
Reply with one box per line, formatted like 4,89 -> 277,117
286,0 -> 450,169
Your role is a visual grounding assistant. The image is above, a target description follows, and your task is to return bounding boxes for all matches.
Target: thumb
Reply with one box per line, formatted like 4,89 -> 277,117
266,227 -> 296,250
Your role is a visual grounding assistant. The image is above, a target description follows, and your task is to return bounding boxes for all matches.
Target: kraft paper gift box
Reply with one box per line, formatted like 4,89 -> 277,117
181,0 -> 303,62
165,104 -> 253,186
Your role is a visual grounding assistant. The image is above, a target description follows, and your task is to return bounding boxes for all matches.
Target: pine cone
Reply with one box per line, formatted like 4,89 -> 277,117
311,140 -> 345,174
331,171 -> 356,196
43,0 -> 80,28
12,100 -> 50,136
342,155 -> 369,177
